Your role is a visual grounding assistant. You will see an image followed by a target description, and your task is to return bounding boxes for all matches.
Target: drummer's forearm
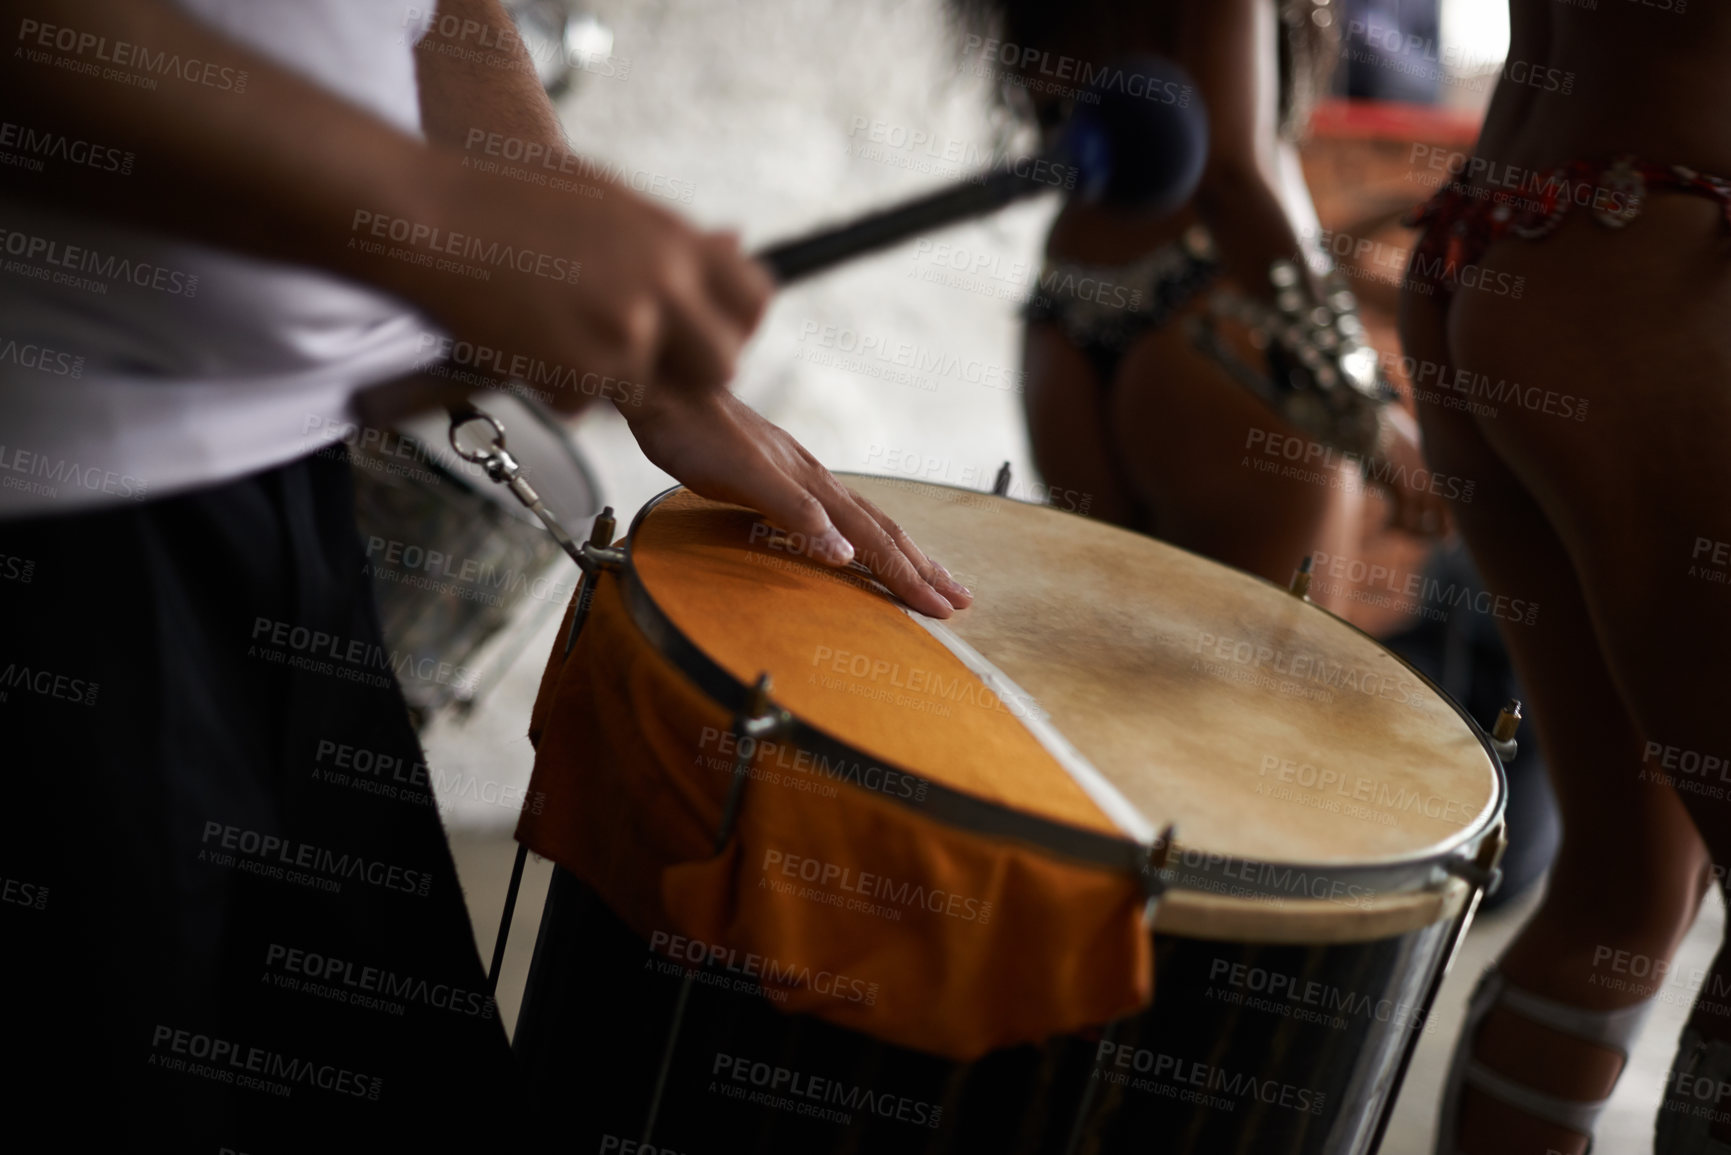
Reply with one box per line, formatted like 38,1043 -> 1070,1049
414,0 -> 568,157
0,0 -> 450,297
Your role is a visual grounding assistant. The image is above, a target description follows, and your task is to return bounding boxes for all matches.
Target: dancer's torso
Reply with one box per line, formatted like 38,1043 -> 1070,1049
1476,2 -> 1731,189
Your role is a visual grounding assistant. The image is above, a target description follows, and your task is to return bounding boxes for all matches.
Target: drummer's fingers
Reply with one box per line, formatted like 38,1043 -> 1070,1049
849,491 -> 973,609
727,459 -> 858,566
808,478 -> 955,619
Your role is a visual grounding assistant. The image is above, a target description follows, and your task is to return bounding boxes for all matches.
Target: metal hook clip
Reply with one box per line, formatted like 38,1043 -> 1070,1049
447,404 -> 592,564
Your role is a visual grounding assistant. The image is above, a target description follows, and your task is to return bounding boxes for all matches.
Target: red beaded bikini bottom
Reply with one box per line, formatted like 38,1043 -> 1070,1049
1403,156 -> 1731,296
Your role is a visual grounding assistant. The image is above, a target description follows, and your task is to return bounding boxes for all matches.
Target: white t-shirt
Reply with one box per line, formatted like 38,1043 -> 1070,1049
0,0 -> 440,516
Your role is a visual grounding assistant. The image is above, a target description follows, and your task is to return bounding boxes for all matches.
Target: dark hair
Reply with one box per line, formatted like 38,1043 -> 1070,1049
947,0 -> 1340,141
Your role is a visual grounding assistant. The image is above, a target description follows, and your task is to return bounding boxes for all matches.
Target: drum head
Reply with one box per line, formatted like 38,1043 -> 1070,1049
614,476 -> 1502,943
627,476 -> 1498,870
845,475 -> 1499,866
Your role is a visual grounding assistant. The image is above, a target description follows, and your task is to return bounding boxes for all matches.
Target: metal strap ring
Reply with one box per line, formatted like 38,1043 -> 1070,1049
448,406 -> 509,465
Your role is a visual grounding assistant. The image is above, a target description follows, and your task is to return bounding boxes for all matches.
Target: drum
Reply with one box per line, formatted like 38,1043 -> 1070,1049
510,475 -> 1505,1154
349,393 -> 600,725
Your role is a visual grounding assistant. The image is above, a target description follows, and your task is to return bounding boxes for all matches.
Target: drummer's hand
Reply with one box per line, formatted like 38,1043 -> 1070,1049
1369,406 -> 1452,538
620,389 -> 973,619
379,157 -> 773,416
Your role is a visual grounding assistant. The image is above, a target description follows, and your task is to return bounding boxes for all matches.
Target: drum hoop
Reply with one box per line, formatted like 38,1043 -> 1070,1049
620,481 -> 1508,904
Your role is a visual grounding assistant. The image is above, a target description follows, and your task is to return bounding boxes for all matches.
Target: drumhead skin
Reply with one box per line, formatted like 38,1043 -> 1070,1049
841,476 -> 1498,861
620,476 -> 1503,939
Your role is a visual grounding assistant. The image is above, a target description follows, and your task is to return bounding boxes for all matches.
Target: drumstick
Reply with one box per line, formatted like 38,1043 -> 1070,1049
756,54 -> 1209,285
433,57 -> 1206,525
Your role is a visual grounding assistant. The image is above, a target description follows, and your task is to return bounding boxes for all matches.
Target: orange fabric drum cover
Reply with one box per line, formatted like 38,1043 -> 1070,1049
519,524 -> 1153,1060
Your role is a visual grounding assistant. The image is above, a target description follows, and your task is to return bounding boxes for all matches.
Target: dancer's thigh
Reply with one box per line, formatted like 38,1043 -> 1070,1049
1445,199 -> 1731,855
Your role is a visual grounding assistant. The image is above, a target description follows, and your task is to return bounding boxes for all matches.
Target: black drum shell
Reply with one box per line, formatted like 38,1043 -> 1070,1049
513,868 -> 1453,1155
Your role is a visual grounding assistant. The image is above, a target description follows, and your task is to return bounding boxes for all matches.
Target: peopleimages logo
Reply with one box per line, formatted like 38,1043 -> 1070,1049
460,129 -> 693,203
149,1025 -> 378,1099
0,442 -> 149,503
249,614 -> 479,694
413,332 -> 642,405
1207,958 -> 1430,1033
696,725 -> 929,803
0,120 -> 134,174
1,874 -> 49,911
348,210 -> 582,283
0,661 -> 98,705
958,36 -> 1194,107
199,820 -> 432,898
16,19 -> 250,92
711,1053 -> 943,1129
808,643 -> 1036,720
0,227 -> 198,296
761,849 -> 992,924
1188,628 -> 1431,713
0,337 -> 83,377
1305,549 -> 1540,628
264,942 -> 497,1019
647,930 -> 879,1006
1093,1040 -> 1328,1116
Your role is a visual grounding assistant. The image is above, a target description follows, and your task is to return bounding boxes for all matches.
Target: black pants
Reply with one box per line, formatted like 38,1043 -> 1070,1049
0,452 -> 524,1153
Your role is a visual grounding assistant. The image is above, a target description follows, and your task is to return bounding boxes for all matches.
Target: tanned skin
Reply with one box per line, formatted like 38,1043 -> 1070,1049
0,0 -> 971,618
1400,2 -> 1728,1151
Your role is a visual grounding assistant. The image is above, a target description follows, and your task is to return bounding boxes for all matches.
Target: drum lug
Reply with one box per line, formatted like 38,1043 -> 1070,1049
1062,825 -> 1179,1155
580,544 -> 625,571
1288,554 -> 1314,599
1445,820 -> 1509,898
640,673 -> 790,1148
1135,823 -> 1180,925
1371,818 -> 1510,1153
1443,853 -> 1502,896
713,673 -> 792,852
1433,822 -> 1509,1024
561,507 -> 624,657
1488,698 -> 1522,763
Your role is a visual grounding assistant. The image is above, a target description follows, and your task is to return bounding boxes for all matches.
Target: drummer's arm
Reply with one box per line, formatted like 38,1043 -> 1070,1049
1182,0 -> 1325,299
0,0 -> 968,619
0,0 -> 452,283
372,0 -> 599,422
0,0 -> 761,408
413,0 -> 567,159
